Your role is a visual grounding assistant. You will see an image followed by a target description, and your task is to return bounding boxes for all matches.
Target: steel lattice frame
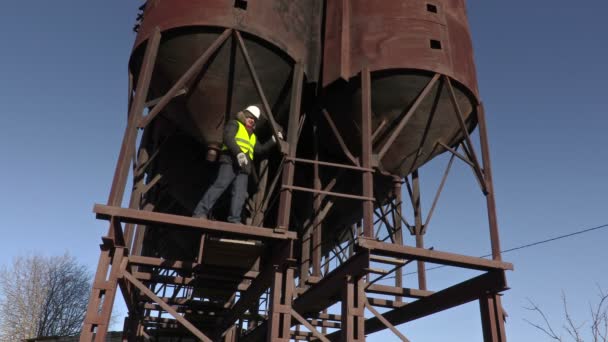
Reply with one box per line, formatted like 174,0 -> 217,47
81,26 -> 511,342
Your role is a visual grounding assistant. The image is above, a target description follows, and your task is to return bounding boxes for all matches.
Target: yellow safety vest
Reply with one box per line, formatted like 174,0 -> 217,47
223,121 -> 257,160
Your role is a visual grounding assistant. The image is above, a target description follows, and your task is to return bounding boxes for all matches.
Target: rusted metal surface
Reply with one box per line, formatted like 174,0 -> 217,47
335,271 -> 509,339
94,204 -> 297,240
478,103 -> 503,261
323,0 -> 478,93
84,0 -> 511,340
322,0 -> 479,178
361,67 -> 374,238
357,238 -> 513,271
480,293 -> 508,342
131,0 -> 321,157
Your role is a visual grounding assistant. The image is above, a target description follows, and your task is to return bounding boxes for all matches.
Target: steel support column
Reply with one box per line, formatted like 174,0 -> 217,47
392,178 -> 405,301
361,67 -> 374,238
312,121 -> 323,277
277,62 -> 304,230
108,28 -> 160,208
477,104 -> 503,261
81,247 -> 127,342
341,276 -> 365,342
480,294 -> 507,342
81,28 -> 161,342
267,267 -> 295,341
411,170 -> 427,290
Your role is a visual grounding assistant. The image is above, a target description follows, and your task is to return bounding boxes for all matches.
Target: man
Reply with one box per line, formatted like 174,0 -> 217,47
192,105 -> 282,223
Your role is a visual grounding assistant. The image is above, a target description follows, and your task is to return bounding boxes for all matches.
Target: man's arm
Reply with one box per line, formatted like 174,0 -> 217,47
222,121 -> 241,157
254,137 -> 277,156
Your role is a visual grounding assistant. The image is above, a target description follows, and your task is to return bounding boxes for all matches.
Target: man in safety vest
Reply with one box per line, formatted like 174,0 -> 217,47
192,105 -> 282,223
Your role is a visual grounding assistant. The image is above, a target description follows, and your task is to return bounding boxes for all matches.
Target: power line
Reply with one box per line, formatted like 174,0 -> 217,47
397,223 -> 608,277
497,223 -> 608,255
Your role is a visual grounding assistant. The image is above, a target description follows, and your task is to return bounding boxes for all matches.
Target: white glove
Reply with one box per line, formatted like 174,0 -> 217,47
272,131 -> 284,143
236,152 -> 248,168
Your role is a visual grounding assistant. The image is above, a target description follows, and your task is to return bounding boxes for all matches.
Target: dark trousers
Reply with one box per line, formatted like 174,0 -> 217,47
193,162 -> 249,223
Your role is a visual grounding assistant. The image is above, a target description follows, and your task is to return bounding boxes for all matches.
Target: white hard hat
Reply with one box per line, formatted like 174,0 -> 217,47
244,105 -> 261,120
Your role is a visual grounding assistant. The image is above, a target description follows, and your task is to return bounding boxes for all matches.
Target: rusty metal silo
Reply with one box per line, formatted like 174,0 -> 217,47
316,0 -> 485,251
322,0 -> 479,176
130,0 -> 322,214
82,1 -> 511,341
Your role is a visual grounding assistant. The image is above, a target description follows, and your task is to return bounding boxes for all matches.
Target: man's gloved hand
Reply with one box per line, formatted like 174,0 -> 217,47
272,131 -> 284,143
237,152 -> 248,168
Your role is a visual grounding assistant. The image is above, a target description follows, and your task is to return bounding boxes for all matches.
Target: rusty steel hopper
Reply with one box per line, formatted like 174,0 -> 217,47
322,0 -> 479,176
316,0 -> 481,237
128,0 -> 483,254
129,0 -> 322,224
127,2 -> 322,276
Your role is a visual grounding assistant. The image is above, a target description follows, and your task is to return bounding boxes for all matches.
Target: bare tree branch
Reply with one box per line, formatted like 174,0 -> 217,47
562,292 -> 585,342
525,288 -> 608,342
525,298 -> 563,341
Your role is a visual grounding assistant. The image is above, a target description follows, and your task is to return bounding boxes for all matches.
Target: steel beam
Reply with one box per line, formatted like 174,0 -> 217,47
277,62 -> 304,230
365,298 -> 410,342
122,269 -> 213,342
81,247 -> 127,342
357,239 -> 513,271
138,29 -> 232,128
295,251 -> 370,316
327,271 -> 508,339
235,30 -> 285,150
366,284 -> 433,299
477,103 -> 503,261
361,67 -> 374,238
480,293 -> 507,342
341,277 -> 365,341
220,242 -> 293,336
268,267 -> 295,341
377,73 -> 440,160
322,109 -> 359,165
391,178 -> 405,301
444,75 -> 487,194
422,153 -> 455,234
286,157 -> 373,172
107,28 -> 161,209
240,252 -> 370,342
94,204 -> 297,240
312,123 -> 323,277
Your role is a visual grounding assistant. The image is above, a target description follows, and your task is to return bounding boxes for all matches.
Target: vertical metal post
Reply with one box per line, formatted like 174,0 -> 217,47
81,29 -> 161,342
477,104 -> 503,261
224,326 -> 238,342
392,178 -> 404,301
123,148 -> 148,249
300,228 -> 311,286
81,247 -> 126,342
341,276 -> 365,342
312,122 -> 322,277
107,28 -> 160,209
480,294 -> 507,342
277,63 -> 304,230
412,170 -> 427,290
361,67 -> 374,238
267,266 -> 295,342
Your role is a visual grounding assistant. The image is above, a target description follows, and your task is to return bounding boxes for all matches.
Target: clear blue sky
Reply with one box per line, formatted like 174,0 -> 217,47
0,1 -> 606,341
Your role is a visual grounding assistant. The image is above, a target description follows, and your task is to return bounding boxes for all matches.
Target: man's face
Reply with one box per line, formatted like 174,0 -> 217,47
244,115 -> 256,128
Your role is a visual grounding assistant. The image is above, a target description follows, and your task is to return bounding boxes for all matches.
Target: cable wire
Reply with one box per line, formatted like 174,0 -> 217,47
397,223 -> 608,277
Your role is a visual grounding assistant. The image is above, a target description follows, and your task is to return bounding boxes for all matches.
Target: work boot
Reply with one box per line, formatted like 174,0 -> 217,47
193,213 -> 207,220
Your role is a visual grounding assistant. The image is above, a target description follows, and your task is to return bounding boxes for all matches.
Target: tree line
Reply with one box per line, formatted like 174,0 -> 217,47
0,254 -> 91,341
